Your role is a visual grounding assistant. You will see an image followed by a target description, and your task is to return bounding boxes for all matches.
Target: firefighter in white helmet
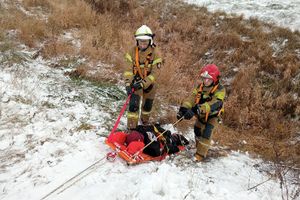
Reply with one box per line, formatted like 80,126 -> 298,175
124,25 -> 163,129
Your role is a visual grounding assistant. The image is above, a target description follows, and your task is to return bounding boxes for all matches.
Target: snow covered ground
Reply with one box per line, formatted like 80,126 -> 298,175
0,46 -> 290,200
184,0 -> 300,31
1,0 -> 299,199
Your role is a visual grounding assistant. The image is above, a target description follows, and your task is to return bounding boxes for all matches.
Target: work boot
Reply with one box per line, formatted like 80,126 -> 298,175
193,153 -> 204,162
195,137 -> 210,158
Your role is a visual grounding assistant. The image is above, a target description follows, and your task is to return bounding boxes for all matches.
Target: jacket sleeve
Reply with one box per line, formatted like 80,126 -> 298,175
123,52 -> 134,86
181,87 -> 198,109
142,49 -> 163,89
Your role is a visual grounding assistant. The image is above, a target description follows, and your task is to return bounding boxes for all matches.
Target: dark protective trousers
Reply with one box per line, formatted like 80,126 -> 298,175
127,84 -> 156,129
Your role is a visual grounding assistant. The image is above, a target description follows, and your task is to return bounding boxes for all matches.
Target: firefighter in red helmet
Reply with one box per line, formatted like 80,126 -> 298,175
177,64 -> 226,161
123,25 -> 163,129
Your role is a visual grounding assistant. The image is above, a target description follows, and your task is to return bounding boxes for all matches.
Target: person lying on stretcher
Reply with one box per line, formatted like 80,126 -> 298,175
108,124 -> 189,157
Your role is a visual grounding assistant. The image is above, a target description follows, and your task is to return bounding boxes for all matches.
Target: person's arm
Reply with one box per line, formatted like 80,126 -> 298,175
181,86 -> 198,109
177,86 -> 198,120
124,50 -> 135,87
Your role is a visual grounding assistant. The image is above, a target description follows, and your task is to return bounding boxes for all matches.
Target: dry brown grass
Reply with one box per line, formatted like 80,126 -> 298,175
47,0 -> 97,31
23,0 -> 51,8
18,18 -> 49,48
2,0 -> 299,167
0,2 -> 50,48
41,39 -> 75,58
84,0 -> 300,166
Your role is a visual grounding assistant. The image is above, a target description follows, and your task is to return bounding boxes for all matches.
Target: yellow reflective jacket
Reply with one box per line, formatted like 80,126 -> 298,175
182,83 -> 226,118
123,46 -> 162,89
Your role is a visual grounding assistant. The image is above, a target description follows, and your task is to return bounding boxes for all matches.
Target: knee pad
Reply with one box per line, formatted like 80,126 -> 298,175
143,99 -> 154,112
129,94 -> 140,112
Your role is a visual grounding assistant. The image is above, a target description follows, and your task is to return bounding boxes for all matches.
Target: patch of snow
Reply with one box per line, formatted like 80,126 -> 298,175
233,67 -> 239,72
15,0 -> 48,21
292,93 -> 298,100
270,38 -> 289,57
60,30 -> 81,50
184,0 -> 300,31
0,0 -> 9,8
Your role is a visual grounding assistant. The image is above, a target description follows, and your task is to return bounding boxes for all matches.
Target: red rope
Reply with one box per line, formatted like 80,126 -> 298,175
109,92 -> 132,135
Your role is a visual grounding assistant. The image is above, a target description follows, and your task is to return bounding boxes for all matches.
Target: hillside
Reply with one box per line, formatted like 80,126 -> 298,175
0,0 -> 299,199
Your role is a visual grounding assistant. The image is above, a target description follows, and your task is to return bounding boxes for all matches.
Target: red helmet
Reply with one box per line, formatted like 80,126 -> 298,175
200,64 -> 220,84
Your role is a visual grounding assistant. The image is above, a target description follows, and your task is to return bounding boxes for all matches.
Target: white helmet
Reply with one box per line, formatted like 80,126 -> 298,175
134,25 -> 154,45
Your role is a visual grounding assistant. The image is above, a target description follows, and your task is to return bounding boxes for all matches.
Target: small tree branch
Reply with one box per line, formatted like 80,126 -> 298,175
247,177 -> 273,191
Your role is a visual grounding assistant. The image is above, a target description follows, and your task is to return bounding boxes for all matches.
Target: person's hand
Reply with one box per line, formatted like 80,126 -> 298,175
132,81 -> 143,90
177,107 -> 185,120
126,86 -> 133,96
183,109 -> 194,120
177,107 -> 193,120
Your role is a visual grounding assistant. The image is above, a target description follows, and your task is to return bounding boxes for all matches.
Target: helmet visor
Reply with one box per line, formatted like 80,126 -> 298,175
135,35 -> 152,40
200,71 -> 214,86
200,71 -> 213,79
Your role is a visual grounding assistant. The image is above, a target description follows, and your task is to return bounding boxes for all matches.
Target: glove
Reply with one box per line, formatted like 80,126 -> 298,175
183,109 -> 194,120
176,107 -> 187,120
132,81 -> 143,90
177,107 -> 194,120
125,85 -> 133,96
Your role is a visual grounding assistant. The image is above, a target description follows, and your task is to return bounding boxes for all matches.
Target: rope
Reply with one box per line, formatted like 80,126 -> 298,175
109,93 -> 132,135
40,156 -> 106,200
41,93 -> 133,199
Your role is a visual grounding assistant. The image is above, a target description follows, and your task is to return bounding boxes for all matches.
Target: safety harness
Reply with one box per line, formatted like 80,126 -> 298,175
195,83 -> 222,122
134,47 -> 153,79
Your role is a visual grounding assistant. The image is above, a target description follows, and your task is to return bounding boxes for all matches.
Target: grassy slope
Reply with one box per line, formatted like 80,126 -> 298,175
1,0 -> 299,166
